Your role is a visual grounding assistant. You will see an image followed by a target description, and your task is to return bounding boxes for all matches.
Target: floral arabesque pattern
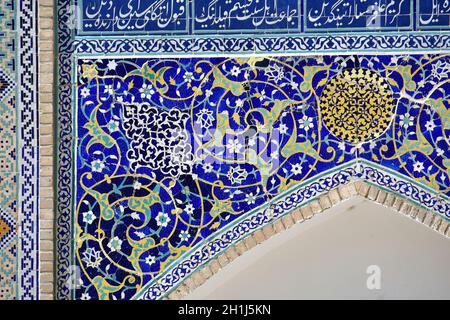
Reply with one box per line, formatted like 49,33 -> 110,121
75,55 -> 450,300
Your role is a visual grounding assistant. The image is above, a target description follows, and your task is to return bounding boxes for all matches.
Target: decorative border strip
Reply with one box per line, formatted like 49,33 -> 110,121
358,164 -> 449,216
132,161 -> 449,300
56,0 -> 75,300
74,33 -> 450,55
17,0 -> 39,299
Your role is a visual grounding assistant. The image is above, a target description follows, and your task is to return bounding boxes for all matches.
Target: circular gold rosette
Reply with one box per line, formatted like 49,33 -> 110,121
320,68 -> 395,144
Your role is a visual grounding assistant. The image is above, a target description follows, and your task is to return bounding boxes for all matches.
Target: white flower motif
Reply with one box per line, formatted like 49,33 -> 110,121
179,230 -> 191,242
107,60 -> 118,71
258,89 -> 267,101
425,120 -> 435,132
298,116 -> 314,132
183,71 -> 194,83
82,248 -> 102,268
291,163 -> 302,175
368,140 -> 377,149
82,210 -> 96,225
107,236 -> 123,252
431,60 -> 450,80
316,56 -> 324,64
133,181 -> 142,190
227,166 -> 248,184
279,123 -> 288,134
184,203 -> 195,215
107,120 -> 119,132
226,138 -> 243,154
413,161 -> 424,173
290,81 -> 299,90
156,212 -> 171,228
131,212 -> 140,220
203,163 -> 213,173
245,192 -> 257,205
80,87 -> 90,98
391,56 -> 400,65
399,113 -> 414,129
81,293 -> 91,300
91,159 -> 105,173
145,255 -> 156,266
235,98 -> 244,108
139,83 -> 155,100
418,79 -> 425,87
195,108 -> 214,129
265,64 -> 285,83
205,89 -> 213,98
230,66 -> 241,77
338,141 -> 346,151
436,148 -> 444,157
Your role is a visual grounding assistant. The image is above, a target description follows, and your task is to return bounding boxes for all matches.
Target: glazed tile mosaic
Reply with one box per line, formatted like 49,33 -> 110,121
56,0 -> 450,300
0,0 -> 39,299
72,55 -> 450,300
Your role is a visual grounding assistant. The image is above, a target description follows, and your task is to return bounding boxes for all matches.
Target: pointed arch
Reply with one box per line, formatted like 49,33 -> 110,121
162,180 -> 449,300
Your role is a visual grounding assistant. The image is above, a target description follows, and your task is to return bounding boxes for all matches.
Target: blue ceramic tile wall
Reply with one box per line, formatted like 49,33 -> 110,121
55,0 -> 450,300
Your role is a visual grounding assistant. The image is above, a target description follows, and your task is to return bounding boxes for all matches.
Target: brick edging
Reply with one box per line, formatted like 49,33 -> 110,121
38,0 -> 55,300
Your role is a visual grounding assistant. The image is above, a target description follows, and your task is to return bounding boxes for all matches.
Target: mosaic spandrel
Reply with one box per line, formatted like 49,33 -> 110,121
74,54 -> 450,300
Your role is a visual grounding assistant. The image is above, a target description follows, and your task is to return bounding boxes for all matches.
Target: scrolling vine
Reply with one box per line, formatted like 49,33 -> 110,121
75,54 -> 449,300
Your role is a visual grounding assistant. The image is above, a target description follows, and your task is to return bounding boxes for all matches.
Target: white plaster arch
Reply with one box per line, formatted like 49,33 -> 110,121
185,197 -> 450,299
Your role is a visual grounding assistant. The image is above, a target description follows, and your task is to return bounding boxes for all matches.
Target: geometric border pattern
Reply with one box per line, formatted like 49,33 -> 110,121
17,0 -> 39,299
0,68 -> 15,101
0,0 -> 18,300
74,33 -> 450,56
0,0 -> 39,299
0,207 -> 16,250
56,0 -> 75,300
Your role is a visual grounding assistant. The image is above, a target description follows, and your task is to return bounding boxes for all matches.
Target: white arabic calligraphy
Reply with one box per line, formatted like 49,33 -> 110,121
195,0 -> 297,29
83,0 -> 186,31
307,0 -> 407,28
419,0 -> 450,25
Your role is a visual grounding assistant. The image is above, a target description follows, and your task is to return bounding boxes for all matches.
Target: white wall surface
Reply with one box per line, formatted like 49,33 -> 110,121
186,198 -> 450,300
